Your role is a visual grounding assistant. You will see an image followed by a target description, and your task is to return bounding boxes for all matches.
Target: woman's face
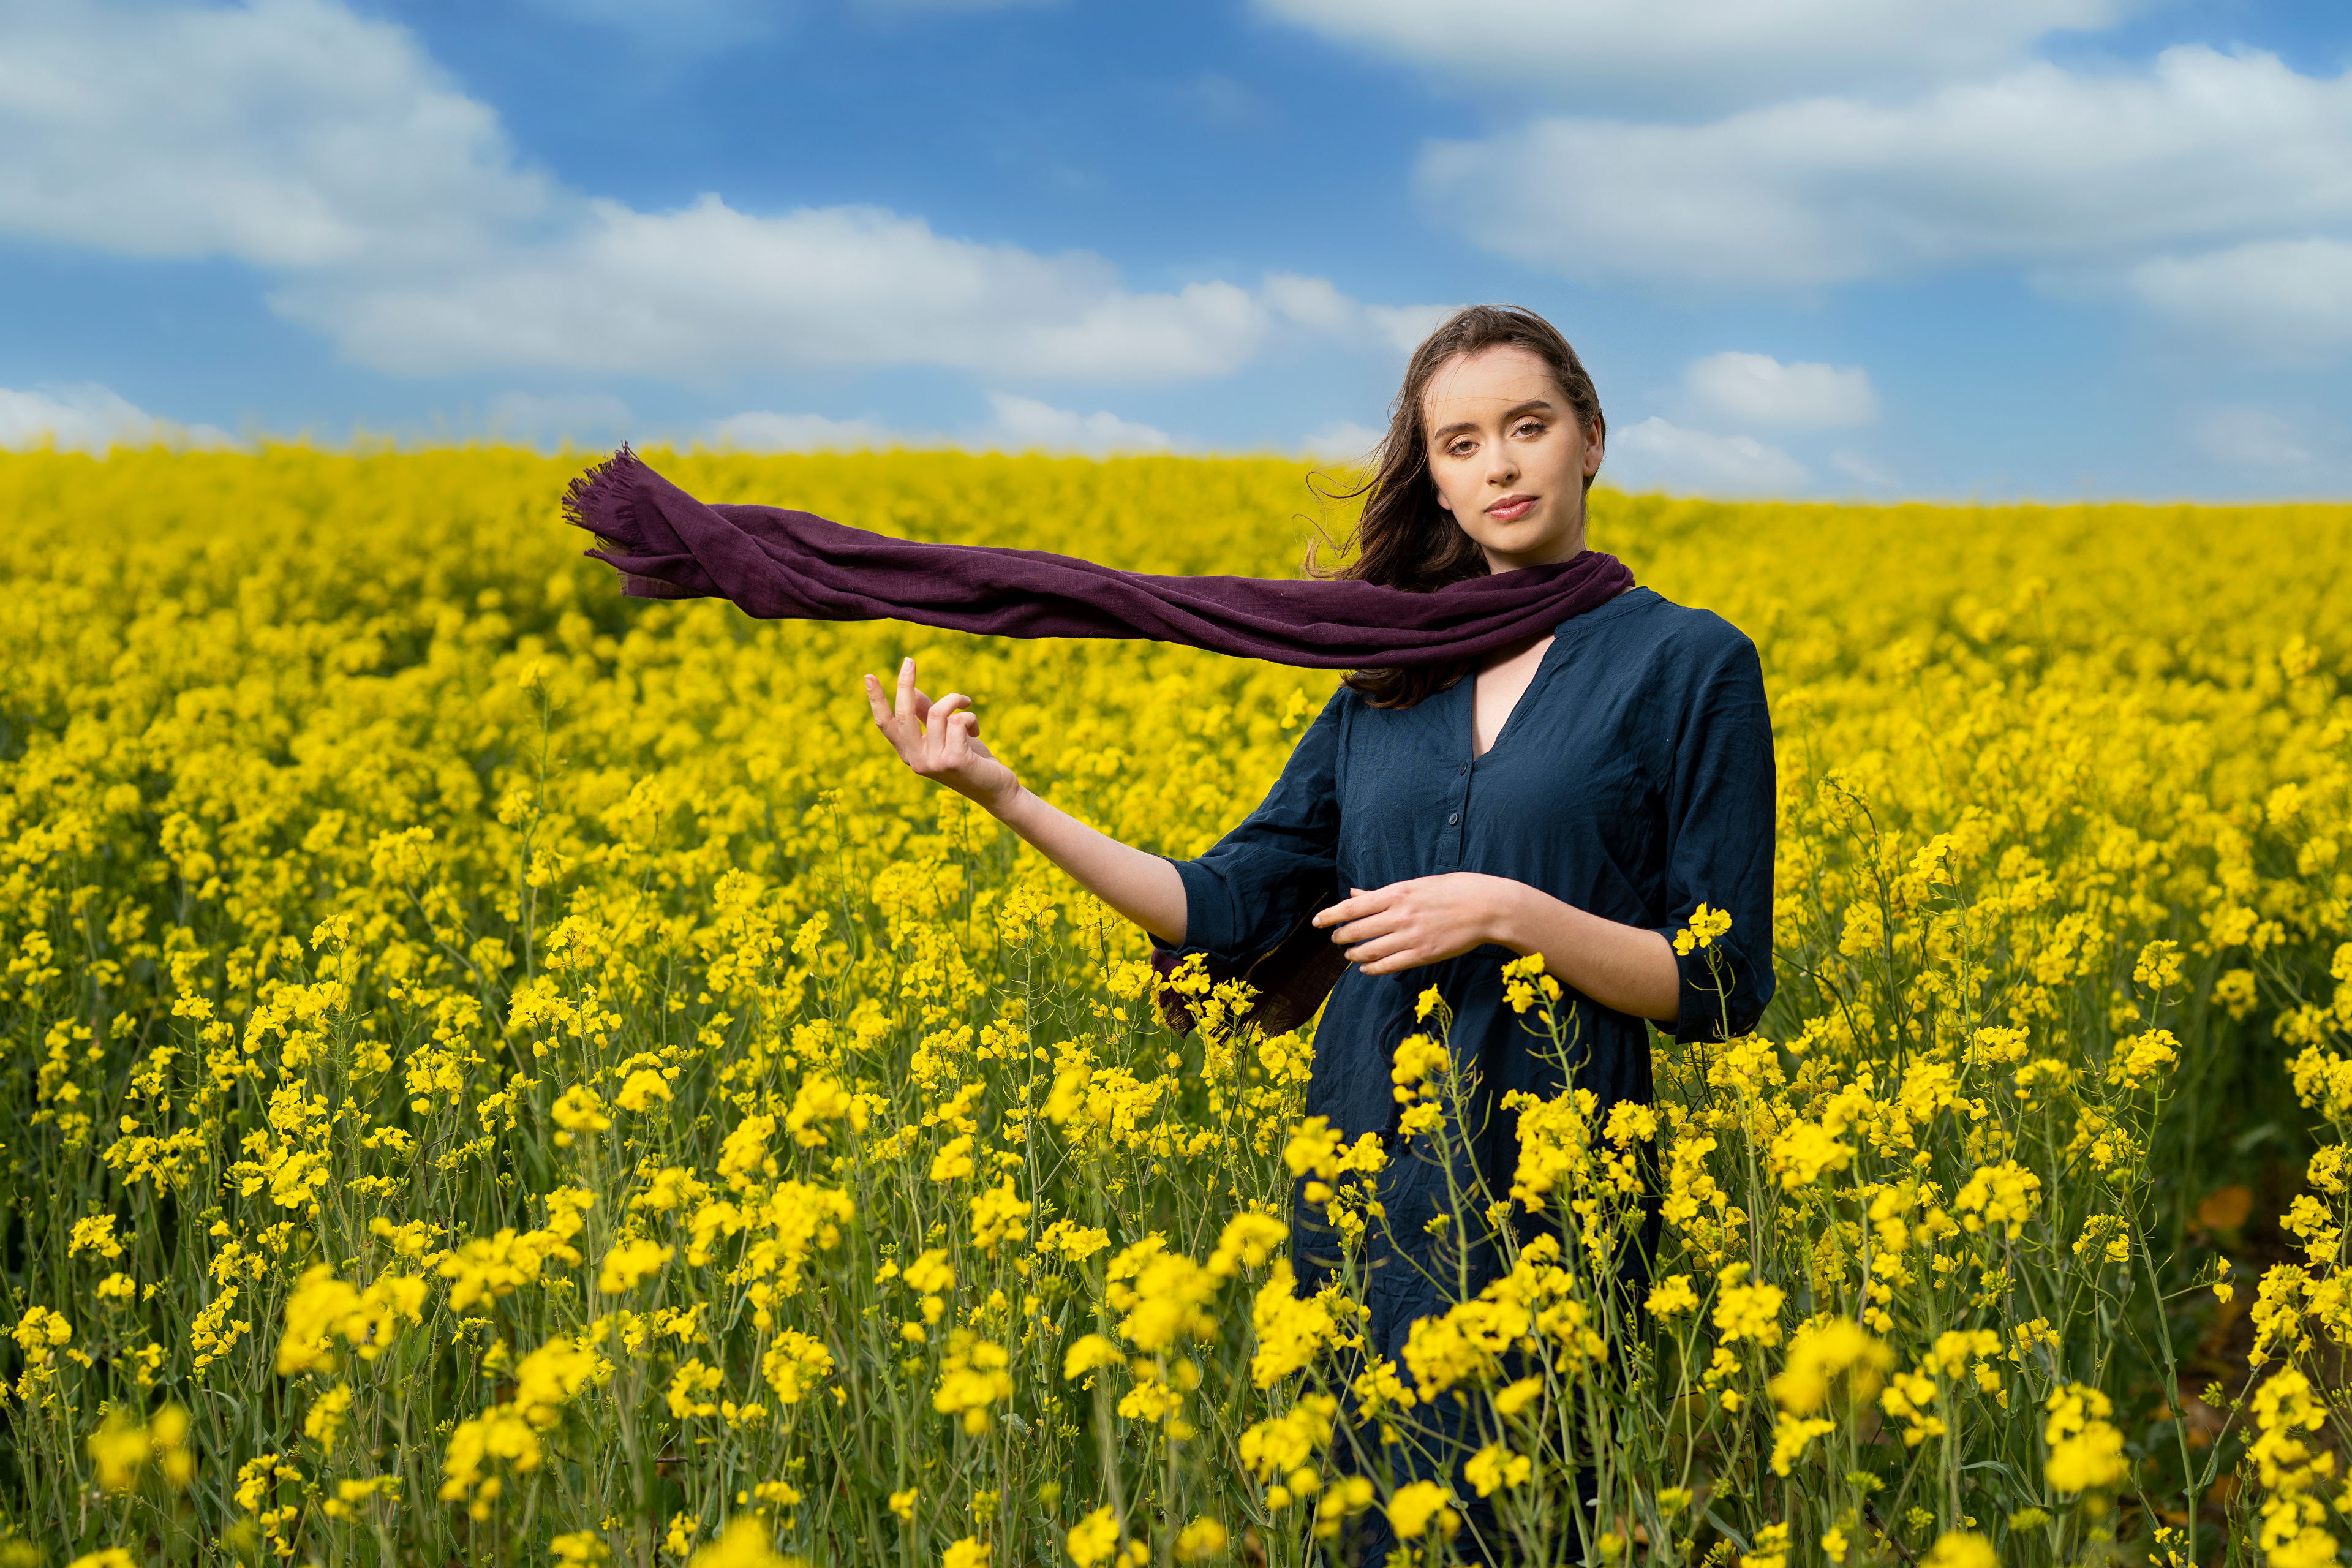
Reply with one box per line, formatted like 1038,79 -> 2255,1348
1420,343 -> 1603,573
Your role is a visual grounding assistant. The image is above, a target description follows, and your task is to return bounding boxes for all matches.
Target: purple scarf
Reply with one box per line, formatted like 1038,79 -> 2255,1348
564,448 -> 1635,669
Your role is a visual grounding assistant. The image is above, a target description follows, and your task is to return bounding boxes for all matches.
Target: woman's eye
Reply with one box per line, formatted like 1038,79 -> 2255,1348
1514,421 -> 1544,438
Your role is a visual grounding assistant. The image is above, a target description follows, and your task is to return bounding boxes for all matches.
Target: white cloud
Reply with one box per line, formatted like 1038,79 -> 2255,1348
0,0 -> 1427,388
0,382 -> 230,450
2127,239 -> 2352,361
1261,274 -> 1356,335
1687,352 -> 1877,428
1262,276 -> 1457,356
699,395 -> 1174,456
1299,420 -> 1384,462
1257,0 -> 2136,111
1416,47 -> 2352,292
1364,304 -> 1456,356
279,197 -> 1281,381
0,0 -> 552,268
2193,406 -> 2329,470
1604,417 -> 1809,497
707,410 -> 912,452
975,393 -> 1174,456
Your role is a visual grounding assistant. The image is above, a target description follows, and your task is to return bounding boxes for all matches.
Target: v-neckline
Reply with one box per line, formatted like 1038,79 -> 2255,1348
1467,627 -> 1562,762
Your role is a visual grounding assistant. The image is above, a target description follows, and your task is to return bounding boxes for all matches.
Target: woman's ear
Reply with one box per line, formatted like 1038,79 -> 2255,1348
1583,424 -> 1606,477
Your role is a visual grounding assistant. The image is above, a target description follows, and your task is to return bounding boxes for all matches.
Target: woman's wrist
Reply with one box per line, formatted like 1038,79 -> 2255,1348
986,777 -> 1034,826
1486,875 -> 1550,954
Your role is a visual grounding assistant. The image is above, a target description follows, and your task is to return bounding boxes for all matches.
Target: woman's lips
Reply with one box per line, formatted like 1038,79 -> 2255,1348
1487,496 -> 1536,522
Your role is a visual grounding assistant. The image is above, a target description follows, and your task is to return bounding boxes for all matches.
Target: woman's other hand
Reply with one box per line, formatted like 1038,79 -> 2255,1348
864,657 -> 1020,814
1313,873 -> 1517,975
1315,873 -> 1680,1021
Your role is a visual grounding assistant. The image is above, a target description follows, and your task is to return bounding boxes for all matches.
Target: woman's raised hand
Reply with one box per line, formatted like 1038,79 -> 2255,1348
863,657 -> 1021,813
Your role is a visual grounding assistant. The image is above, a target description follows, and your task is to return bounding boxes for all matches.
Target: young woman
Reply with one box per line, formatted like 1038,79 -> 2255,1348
863,305 -> 1776,1559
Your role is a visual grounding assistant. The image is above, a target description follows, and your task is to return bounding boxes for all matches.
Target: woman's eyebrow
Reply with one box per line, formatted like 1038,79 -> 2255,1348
1428,398 -> 1557,442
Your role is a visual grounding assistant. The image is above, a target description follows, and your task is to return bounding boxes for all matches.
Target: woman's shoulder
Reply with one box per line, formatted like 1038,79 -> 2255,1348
1578,586 -> 1760,674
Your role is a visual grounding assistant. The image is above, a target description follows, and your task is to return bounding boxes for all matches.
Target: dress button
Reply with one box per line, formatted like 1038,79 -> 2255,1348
1458,763 -> 1469,775
1448,812 -> 1460,825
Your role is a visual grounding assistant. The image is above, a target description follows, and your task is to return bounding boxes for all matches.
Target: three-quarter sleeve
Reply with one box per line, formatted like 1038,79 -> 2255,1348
1646,635 -> 1777,1041
1156,693 -> 1345,966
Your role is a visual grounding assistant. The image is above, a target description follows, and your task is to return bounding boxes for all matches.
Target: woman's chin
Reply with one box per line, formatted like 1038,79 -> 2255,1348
1479,529 -> 1585,572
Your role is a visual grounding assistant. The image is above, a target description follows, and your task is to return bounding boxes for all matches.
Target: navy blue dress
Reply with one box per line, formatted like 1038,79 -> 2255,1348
1155,585 -> 1775,1553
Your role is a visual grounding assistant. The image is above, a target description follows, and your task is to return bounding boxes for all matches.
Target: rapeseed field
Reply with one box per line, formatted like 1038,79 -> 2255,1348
2,445 -> 2348,1568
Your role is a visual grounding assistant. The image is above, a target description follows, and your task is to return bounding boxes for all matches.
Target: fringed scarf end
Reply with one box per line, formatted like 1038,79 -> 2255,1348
562,443 -> 646,553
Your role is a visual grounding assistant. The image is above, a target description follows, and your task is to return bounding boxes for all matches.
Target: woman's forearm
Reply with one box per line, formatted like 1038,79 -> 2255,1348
1491,883 -> 1680,1024
993,784 -> 1188,946
862,660 -> 1188,945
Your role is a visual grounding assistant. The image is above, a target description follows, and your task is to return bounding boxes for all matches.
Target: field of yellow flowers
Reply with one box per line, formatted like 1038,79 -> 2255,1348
2,445 -> 2348,1568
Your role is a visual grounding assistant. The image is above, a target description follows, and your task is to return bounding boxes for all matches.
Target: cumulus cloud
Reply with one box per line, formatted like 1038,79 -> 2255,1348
1261,276 -> 1457,356
280,197 -> 1279,382
1686,352 -> 1877,428
704,394 -> 1174,457
0,0 -> 1424,387
2127,239 -> 2352,361
707,410 -> 912,452
0,0 -> 554,268
0,383 -> 230,450
2192,406 -> 2334,471
1257,0 -> 2136,111
1415,47 -> 2352,292
976,393 -> 1174,456
1604,418 -> 1809,497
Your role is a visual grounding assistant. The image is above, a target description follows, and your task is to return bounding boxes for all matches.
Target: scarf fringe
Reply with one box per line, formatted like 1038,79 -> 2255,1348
560,442 -> 644,554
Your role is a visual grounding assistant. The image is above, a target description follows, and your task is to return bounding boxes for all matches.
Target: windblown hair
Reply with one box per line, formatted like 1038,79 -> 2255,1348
1308,304 -> 1606,709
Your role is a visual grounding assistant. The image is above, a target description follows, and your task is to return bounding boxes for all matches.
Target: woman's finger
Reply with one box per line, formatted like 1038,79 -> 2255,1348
926,695 -> 972,764
895,657 -> 918,726
1331,894 -> 1408,943
1328,910 -> 1382,945
932,694 -> 979,737
936,708 -> 977,760
1315,886 -> 1391,930
1346,934 -> 1416,970
862,673 -> 894,728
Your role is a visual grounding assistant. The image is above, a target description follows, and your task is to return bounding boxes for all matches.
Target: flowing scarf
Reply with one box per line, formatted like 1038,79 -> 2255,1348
562,447 -> 1636,669
562,446 -> 1639,1033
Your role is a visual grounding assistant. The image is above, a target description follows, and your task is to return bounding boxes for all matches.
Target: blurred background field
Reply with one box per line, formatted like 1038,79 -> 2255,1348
1,446 -> 2348,1567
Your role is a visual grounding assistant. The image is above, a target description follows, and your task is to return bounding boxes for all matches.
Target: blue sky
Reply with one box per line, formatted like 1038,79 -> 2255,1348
2,0 -> 2349,498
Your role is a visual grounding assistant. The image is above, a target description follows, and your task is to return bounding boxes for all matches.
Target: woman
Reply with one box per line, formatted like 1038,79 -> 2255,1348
863,305 -> 1776,1559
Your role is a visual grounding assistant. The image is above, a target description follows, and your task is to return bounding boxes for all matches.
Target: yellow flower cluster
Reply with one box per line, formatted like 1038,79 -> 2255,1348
1,445 -> 2345,1566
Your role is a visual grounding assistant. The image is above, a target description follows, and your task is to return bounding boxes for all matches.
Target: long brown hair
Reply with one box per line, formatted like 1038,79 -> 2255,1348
1308,304 -> 1606,708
